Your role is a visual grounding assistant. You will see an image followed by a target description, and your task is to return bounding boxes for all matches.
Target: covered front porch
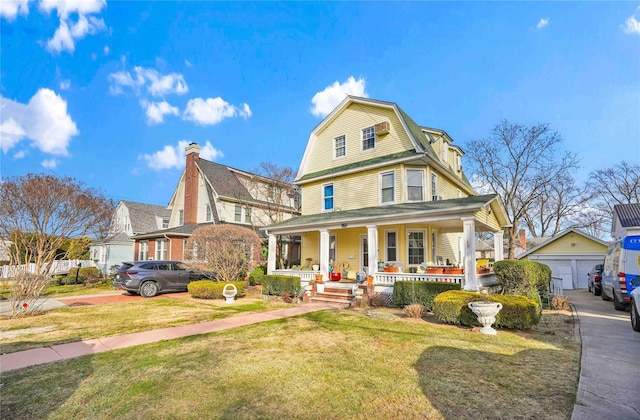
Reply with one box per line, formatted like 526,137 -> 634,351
266,195 -> 510,292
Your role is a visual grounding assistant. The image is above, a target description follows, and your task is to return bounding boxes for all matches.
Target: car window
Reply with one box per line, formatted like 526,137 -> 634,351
139,262 -> 157,270
118,263 -> 134,271
156,263 -> 172,271
173,263 -> 187,271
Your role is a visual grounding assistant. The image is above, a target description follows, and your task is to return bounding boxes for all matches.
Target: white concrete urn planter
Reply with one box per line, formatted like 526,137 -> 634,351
468,301 -> 503,336
222,283 -> 238,304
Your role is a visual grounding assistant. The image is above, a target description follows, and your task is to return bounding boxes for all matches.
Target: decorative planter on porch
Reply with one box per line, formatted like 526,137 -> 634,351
426,267 -> 444,274
315,274 -> 323,283
477,267 -> 491,274
444,268 -> 463,274
330,272 -> 341,281
383,267 -> 399,273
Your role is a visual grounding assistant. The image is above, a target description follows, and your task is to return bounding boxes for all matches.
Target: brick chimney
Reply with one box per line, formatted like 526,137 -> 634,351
184,142 -> 200,225
519,229 -> 526,250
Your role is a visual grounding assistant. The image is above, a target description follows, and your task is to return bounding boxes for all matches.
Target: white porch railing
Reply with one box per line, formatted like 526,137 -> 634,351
0,260 -> 97,279
550,276 -> 564,297
272,269 -> 498,290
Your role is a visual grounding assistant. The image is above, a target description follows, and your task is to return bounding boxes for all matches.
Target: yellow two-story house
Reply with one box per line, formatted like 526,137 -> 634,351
266,96 -> 510,291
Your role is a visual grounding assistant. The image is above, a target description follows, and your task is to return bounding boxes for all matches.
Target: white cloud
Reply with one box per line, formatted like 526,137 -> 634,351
41,158 -> 57,169
623,8 -> 640,34
46,14 -> 106,54
0,88 -> 78,156
13,150 -> 26,159
139,140 -> 223,171
104,45 -> 109,55
0,0 -> 30,21
141,100 -> 180,125
183,97 -> 252,125
536,18 -> 549,29
185,59 -> 193,68
108,66 -> 188,97
60,79 -> 71,90
310,76 -> 368,117
40,0 -> 106,54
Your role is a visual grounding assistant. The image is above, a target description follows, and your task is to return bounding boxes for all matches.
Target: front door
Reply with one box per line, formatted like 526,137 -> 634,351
361,235 -> 369,274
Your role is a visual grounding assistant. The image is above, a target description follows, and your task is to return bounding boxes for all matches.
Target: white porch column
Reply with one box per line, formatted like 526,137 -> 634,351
493,231 -> 504,262
367,225 -> 378,275
462,217 -> 478,291
319,229 -> 330,278
267,233 -> 277,274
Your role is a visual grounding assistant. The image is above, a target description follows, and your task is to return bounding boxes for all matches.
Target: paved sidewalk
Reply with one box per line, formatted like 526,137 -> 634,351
0,303 -> 337,372
567,290 -> 640,420
0,292 -> 123,315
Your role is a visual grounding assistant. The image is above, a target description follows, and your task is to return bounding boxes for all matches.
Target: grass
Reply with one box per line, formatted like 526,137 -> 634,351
0,291 -> 286,353
0,280 -> 118,300
0,309 -> 580,419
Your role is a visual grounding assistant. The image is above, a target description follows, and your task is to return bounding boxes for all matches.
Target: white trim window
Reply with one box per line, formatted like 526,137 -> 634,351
323,183 -> 334,211
206,204 -> 212,222
178,209 -> 184,226
408,230 -> 426,265
406,169 -> 424,202
380,171 -> 395,204
431,173 -> 439,201
329,234 -> 336,264
442,142 -> 448,162
245,207 -> 252,223
139,241 -> 149,260
431,230 -> 437,264
455,154 -> 462,172
155,239 -> 167,260
334,135 -> 346,158
362,126 -> 376,151
385,230 -> 397,262
234,205 -> 242,222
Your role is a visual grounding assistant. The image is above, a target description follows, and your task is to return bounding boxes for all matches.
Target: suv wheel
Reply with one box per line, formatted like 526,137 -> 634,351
613,292 -> 626,311
632,302 -> 640,332
594,285 -> 601,297
602,288 -> 611,301
140,281 -> 159,298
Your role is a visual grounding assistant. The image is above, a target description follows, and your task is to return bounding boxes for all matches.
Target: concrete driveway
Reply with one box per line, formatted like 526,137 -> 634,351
567,289 -> 640,419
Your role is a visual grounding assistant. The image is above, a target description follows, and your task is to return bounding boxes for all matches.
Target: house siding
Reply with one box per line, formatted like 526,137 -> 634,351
528,233 -> 608,255
306,104 -> 416,175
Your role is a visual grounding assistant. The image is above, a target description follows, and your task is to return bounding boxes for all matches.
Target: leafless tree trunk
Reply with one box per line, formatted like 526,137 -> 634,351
465,120 -> 579,258
0,174 -> 113,316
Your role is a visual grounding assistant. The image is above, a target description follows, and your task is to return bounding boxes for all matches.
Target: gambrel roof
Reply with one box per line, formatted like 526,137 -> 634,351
614,203 -> 640,228
121,200 -> 171,234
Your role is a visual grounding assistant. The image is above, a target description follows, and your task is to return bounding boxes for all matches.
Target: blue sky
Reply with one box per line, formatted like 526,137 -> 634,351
1,1 -> 639,206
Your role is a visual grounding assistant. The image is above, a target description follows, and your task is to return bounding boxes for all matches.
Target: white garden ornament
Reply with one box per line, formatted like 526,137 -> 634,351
468,301 -> 503,335
222,283 -> 238,304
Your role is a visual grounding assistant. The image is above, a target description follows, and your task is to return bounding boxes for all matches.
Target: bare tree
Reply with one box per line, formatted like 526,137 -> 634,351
523,172 -> 594,237
465,120 -> 579,258
0,174 -> 113,315
185,224 -> 263,283
587,161 -> 640,227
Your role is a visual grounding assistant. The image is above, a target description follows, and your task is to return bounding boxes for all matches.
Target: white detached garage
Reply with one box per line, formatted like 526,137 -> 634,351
518,229 -> 609,290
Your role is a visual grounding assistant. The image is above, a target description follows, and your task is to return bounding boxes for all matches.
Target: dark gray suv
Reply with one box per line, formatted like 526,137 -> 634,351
113,260 -> 202,297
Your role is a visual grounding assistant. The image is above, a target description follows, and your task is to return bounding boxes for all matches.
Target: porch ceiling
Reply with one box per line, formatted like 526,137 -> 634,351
266,194 -> 505,234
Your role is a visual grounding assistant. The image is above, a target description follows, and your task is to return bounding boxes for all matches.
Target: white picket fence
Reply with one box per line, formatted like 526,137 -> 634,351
0,260 -> 97,279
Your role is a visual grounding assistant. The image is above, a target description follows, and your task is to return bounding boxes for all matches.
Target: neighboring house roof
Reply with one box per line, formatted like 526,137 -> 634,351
475,239 -> 493,252
105,232 -> 132,243
296,96 -> 474,192
517,229 -> 610,260
121,200 -> 171,234
614,203 -> 640,228
197,160 -> 254,202
267,194 -> 505,233
133,222 -> 267,240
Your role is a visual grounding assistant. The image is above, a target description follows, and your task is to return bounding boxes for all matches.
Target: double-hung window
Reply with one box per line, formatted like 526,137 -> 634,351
385,231 -> 397,262
155,239 -> 167,260
206,204 -> 212,222
245,208 -> 252,223
362,126 -> 375,151
380,171 -> 395,204
334,135 -> 346,158
139,241 -> 148,260
178,209 -> 184,226
323,183 -> 334,211
408,231 -> 425,265
431,173 -> 439,201
406,169 -> 424,202
234,205 -> 242,222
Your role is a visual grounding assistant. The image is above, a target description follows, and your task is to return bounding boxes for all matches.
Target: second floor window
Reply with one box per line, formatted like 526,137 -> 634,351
323,184 -> 334,211
235,205 -> 242,222
334,135 -> 346,158
178,209 -> 184,226
245,208 -> 252,223
362,126 -> 375,151
431,173 -> 439,201
407,169 -> 424,201
380,171 -> 395,204
206,204 -> 212,222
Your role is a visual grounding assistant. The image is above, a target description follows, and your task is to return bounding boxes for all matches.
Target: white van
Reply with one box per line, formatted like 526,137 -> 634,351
601,235 -> 640,310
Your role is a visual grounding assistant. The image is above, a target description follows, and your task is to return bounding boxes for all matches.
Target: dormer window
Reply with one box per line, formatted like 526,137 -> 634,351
334,135 -> 346,158
362,126 -> 376,151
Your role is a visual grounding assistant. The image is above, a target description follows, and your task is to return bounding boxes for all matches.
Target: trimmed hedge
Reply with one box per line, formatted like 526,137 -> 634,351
493,260 -> 551,295
187,280 -> 247,299
261,275 -> 301,296
68,266 -> 101,279
433,290 -> 541,330
392,280 -> 461,310
249,266 -> 266,286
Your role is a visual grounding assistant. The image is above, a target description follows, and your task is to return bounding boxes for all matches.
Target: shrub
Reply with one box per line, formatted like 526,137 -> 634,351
392,281 -> 461,310
187,280 -> 247,299
261,275 -> 301,296
433,290 -> 541,330
249,266 -> 266,286
404,303 -> 426,318
493,260 -> 551,296
551,296 -> 570,311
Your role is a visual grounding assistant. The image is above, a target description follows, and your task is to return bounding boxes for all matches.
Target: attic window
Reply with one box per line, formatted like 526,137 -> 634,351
334,135 -> 346,158
362,126 -> 375,151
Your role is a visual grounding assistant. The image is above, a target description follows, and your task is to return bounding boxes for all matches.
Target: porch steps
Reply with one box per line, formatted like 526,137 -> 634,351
310,286 -> 354,306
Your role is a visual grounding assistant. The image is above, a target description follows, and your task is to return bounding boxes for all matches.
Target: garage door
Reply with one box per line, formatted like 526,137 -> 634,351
576,260 -> 603,289
539,260 -> 574,289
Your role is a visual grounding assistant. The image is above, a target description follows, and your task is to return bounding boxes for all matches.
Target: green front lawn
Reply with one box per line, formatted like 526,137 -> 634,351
1,310 -> 579,419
